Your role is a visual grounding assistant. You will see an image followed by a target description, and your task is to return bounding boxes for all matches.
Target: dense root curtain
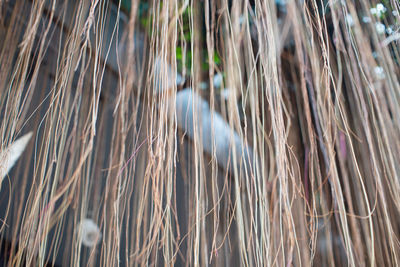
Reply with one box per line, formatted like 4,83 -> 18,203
0,0 -> 399,266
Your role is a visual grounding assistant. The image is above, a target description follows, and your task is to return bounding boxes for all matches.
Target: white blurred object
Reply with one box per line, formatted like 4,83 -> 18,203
386,26 -> 394,35
375,22 -> 386,34
345,14 -> 354,27
362,16 -> 371,23
381,33 -> 400,47
199,82 -> 208,90
175,89 -> 254,173
213,73 -> 223,88
153,56 -> 184,93
78,218 -> 102,247
376,3 -> 387,14
221,88 -> 231,100
374,66 -> 385,80
371,4 -> 387,17
0,132 -> 33,181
